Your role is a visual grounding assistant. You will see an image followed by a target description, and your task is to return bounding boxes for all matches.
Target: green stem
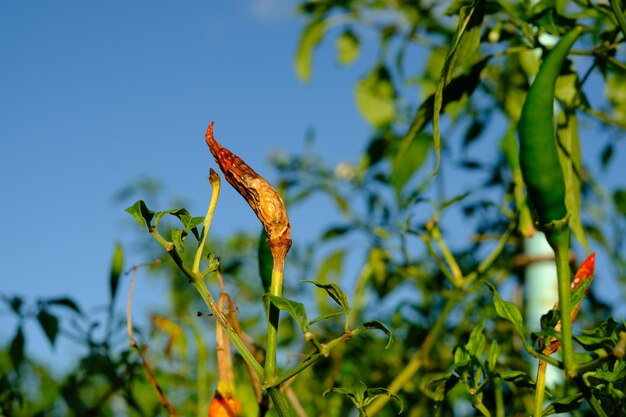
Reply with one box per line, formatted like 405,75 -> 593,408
545,228 -> 576,376
192,170 -> 220,274
267,332 -> 354,389
525,348 -> 562,368
149,217 -> 264,379
267,387 -> 291,416
533,360 -> 548,417
263,236 -> 292,416
264,266 -> 283,381
609,0 -> 626,41
193,279 -> 264,378
494,377 -> 504,417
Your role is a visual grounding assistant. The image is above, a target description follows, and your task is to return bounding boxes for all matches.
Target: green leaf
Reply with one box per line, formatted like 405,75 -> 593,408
323,386 -> 356,401
9,326 -> 25,368
264,294 -> 309,333
487,341 -> 499,372
466,320 -> 486,357
258,229 -> 273,293
500,370 -> 535,389
354,320 -> 394,349
432,0 -> 485,174
302,280 -> 350,311
541,393 -> 584,416
391,132 -> 432,195
46,297 -> 82,314
321,225 -> 353,241
403,58 -> 487,149
362,387 -> 403,413
37,310 -> 59,346
109,243 -> 124,303
355,64 -> 396,128
336,29 -> 360,66
295,18 -> 327,82
125,200 -> 154,229
485,282 -> 528,347
613,189 -> 626,217
556,111 -> 588,251
421,372 -> 460,402
454,346 -> 472,370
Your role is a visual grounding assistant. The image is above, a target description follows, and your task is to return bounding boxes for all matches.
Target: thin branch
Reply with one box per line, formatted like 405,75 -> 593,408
126,265 -> 179,417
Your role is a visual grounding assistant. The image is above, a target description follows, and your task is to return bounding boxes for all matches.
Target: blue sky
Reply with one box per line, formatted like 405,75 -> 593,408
1,1 -> 625,371
0,0 -> 375,368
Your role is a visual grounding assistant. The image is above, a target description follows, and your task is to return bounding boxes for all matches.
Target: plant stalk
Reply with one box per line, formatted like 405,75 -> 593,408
533,360 -> 548,417
545,228 -> 576,376
264,236 -> 292,415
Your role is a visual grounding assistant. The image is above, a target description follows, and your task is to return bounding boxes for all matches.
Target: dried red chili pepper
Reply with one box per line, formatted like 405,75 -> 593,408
205,122 -> 291,244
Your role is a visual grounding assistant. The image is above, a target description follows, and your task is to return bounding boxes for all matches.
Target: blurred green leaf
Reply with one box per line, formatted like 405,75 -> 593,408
556,111 -> 588,251
37,310 -> 59,346
109,243 -> 124,303
391,132 -> 431,196
433,0 -> 485,174
487,341 -> 499,372
336,29 -> 359,66
295,18 -> 326,82
467,320 -> 486,357
9,326 -> 25,368
355,64 -> 396,128
46,297 -> 82,314
613,189 -> 626,217
265,294 -> 309,333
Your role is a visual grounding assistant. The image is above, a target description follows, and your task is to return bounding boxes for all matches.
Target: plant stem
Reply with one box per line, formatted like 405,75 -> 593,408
533,360 -> 547,417
193,170 -> 220,274
264,236 -> 292,416
545,228 -> 576,376
264,265 -> 282,381
267,386 -> 291,416
193,279 -> 264,379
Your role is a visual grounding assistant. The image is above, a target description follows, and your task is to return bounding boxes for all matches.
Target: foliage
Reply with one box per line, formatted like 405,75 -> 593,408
3,0 -> 626,416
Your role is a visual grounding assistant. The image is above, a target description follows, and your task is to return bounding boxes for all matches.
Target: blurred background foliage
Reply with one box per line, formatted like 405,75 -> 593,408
3,0 -> 626,416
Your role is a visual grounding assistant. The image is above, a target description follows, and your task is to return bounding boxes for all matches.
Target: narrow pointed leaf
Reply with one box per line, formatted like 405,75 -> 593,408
264,294 -> 309,333
302,280 -> 350,311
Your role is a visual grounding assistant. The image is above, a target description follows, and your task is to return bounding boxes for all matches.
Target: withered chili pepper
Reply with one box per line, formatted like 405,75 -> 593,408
205,122 -> 291,243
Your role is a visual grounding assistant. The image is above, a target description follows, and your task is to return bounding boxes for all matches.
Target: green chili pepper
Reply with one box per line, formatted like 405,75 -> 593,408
518,27 -> 585,377
518,27 -> 583,225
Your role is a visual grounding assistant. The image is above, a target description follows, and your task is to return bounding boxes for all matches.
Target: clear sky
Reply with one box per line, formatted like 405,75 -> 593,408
1,1 -> 624,371
0,0 -> 375,368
